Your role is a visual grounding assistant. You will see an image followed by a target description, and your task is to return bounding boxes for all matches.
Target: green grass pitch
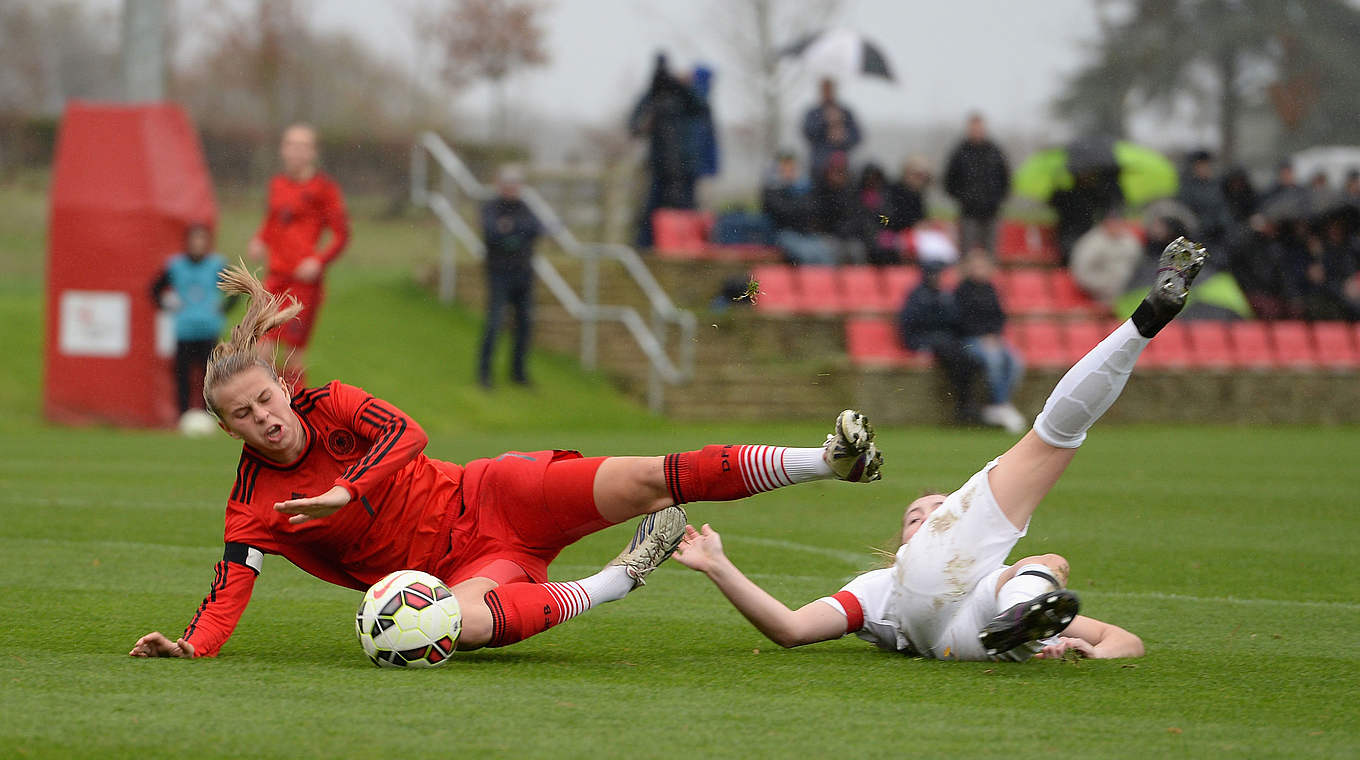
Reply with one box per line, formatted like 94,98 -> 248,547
1,178 -> 1357,758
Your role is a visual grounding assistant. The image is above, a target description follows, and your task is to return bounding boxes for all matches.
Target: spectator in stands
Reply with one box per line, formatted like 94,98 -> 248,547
1050,168 -> 1124,265
1304,209 -> 1360,321
1221,166 -> 1259,224
687,64 -> 721,191
955,248 -> 1026,433
811,151 -> 867,264
1343,170 -> 1360,209
857,162 -> 901,265
887,155 -> 931,233
479,165 -> 542,389
1263,159 -> 1304,207
897,261 -> 982,425
150,224 -> 234,423
762,151 -> 835,266
1176,150 -> 1230,248
1226,215 -> 1300,321
943,113 -> 1011,255
802,78 -> 862,183
1069,218 -> 1143,305
629,53 -> 710,248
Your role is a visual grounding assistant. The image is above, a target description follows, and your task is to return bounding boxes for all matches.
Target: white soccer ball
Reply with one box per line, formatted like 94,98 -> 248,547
178,409 -> 218,438
355,570 -> 462,668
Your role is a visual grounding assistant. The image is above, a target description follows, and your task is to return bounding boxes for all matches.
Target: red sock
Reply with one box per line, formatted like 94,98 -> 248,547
664,445 -> 754,504
482,581 -> 591,648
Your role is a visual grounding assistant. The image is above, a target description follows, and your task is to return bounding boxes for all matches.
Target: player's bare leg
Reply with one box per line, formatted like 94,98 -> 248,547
590,410 -> 883,523
452,506 -> 686,650
987,237 -> 1207,530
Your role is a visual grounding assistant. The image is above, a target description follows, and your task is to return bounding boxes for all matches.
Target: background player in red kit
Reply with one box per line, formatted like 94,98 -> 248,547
247,123 -> 349,389
130,265 -> 884,659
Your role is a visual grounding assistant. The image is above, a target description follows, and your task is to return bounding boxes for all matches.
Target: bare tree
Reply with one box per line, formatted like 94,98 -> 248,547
0,0 -> 119,116
425,0 -> 551,139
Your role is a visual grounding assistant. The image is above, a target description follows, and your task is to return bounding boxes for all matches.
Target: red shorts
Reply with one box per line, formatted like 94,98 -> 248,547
432,450 -> 614,586
263,273 -> 324,349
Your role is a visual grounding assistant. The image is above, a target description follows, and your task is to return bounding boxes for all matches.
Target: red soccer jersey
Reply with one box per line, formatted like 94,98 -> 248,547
182,381 -> 462,657
255,172 -> 350,277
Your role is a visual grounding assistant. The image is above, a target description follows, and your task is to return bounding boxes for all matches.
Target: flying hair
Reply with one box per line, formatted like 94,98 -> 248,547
202,262 -> 303,415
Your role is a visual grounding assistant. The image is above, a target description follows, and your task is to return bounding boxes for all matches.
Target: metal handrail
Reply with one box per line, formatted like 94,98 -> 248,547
410,131 -> 694,411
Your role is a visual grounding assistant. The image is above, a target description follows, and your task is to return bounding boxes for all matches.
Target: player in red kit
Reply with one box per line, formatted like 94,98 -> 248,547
129,265 -> 884,659
248,123 -> 349,390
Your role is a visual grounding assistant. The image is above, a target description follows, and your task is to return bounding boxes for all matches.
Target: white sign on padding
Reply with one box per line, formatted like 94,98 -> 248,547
59,290 -> 130,357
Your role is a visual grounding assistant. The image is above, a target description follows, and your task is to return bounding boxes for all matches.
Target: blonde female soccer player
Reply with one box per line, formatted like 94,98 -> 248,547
674,239 -> 1208,661
131,265 -> 883,659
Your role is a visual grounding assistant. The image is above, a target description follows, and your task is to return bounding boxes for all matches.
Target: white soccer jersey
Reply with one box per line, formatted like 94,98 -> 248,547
817,568 -> 910,652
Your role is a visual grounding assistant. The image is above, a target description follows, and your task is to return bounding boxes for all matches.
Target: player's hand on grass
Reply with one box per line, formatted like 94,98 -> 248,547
274,485 -> 352,524
129,632 -> 195,658
672,523 -> 727,574
247,237 -> 267,262
294,257 -> 323,283
1033,636 -> 1097,660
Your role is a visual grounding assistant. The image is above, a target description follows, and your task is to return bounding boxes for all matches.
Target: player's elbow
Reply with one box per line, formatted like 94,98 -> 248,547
767,622 -> 820,649
1124,632 -> 1145,658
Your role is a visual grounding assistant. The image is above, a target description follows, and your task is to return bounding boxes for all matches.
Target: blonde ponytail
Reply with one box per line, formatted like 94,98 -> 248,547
203,262 -> 304,415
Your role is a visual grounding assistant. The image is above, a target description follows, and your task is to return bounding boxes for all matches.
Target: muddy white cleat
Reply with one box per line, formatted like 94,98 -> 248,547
609,505 -> 687,588
823,409 -> 883,483
1151,236 -> 1208,312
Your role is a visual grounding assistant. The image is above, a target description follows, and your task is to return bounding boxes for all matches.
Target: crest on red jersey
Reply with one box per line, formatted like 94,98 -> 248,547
327,429 -> 356,456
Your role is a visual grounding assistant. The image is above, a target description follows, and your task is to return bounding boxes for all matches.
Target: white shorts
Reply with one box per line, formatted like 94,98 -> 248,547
888,458 -> 1027,660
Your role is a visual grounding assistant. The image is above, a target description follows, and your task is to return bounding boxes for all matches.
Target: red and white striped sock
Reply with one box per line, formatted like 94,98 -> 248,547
482,567 -> 634,648
663,444 -> 833,505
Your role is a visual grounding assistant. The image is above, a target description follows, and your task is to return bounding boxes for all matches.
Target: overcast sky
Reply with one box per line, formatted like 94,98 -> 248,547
305,0 -> 1104,133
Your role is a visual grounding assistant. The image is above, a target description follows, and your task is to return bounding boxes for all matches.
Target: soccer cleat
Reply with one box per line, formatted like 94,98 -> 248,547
608,505 -> 687,588
978,589 -> 1081,657
1132,236 -> 1208,337
823,409 -> 883,483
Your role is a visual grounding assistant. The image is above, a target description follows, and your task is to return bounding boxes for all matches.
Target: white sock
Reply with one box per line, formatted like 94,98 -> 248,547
737,445 -> 833,493
1033,319 -> 1149,448
542,565 -> 636,624
996,564 -> 1060,610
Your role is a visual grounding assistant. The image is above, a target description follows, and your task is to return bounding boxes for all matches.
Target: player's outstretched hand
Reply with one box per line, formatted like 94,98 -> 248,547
274,484 -> 352,525
672,523 -> 727,574
129,631 -> 195,658
1033,636 -> 1096,660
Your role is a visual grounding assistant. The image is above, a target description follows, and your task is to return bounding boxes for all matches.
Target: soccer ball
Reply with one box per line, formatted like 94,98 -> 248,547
178,409 -> 218,438
355,570 -> 462,668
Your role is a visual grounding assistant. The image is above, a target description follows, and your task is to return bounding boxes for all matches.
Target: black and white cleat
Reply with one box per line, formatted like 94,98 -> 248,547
979,589 -> 1081,657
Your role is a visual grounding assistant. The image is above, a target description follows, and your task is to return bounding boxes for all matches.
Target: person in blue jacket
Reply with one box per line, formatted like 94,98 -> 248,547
150,224 -> 234,416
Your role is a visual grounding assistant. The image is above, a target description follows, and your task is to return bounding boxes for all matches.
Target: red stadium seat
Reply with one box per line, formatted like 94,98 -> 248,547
838,266 -> 892,313
996,221 -> 1060,265
651,209 -> 706,257
1311,322 -> 1359,369
845,318 -> 929,367
1186,321 -> 1234,369
1228,322 -> 1274,368
998,269 -> 1056,315
882,266 -> 922,310
751,265 -> 797,313
1050,269 -> 1106,317
1269,321 -> 1317,368
793,267 -> 840,314
1140,323 -> 1190,368
1017,320 -> 1067,368
1061,320 -> 1109,364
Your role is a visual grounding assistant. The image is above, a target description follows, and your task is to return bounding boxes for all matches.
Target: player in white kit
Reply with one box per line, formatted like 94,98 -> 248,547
675,238 -> 1208,661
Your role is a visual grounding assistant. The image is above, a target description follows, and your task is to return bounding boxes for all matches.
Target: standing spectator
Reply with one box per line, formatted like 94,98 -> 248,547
629,53 -> 709,248
954,248 -> 1026,433
1176,150 -> 1229,248
479,165 -> 542,388
887,155 -> 931,232
897,261 -> 982,425
1069,218 -> 1144,305
687,65 -> 720,184
247,123 -> 350,390
802,78 -> 861,182
943,113 -> 1011,254
762,151 -> 834,266
150,224 -> 233,423
1221,166 -> 1259,223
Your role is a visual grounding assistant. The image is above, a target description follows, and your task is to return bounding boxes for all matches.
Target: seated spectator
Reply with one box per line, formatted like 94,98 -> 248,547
955,248 -> 1026,433
1304,210 -> 1360,321
1070,218 -> 1143,304
886,155 -> 930,232
762,151 -> 835,266
1221,166 -> 1259,224
897,260 -> 981,425
810,151 -> 867,264
857,162 -> 900,265
1177,149 -> 1229,248
1226,216 -> 1299,321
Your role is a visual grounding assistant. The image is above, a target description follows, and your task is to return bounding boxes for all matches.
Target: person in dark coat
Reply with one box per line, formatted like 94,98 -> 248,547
1226,214 -> 1305,321
954,248 -> 1025,433
1176,150 -> 1230,248
1050,168 -> 1124,265
943,113 -> 1010,254
886,156 -> 931,233
762,151 -> 835,265
479,165 -> 542,388
897,262 -> 981,424
810,151 -> 866,264
1221,166 -> 1259,224
802,78 -> 862,183
630,53 -> 710,248
857,162 -> 900,265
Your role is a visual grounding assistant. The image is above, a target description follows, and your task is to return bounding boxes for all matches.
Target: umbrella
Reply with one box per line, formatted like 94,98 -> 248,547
1015,138 -> 1178,207
779,28 -> 895,81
